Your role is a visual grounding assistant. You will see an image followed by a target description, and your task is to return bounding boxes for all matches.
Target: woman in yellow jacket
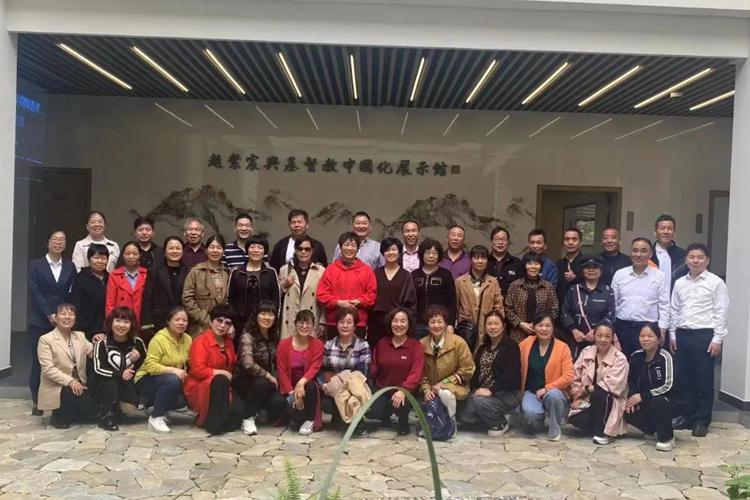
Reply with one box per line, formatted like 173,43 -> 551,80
135,306 -> 192,433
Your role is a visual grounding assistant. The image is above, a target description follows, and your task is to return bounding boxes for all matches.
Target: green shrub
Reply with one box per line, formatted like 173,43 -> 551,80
723,464 -> 750,499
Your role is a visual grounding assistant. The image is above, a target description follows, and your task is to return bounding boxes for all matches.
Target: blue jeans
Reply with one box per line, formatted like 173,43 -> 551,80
521,389 -> 569,438
136,374 -> 185,417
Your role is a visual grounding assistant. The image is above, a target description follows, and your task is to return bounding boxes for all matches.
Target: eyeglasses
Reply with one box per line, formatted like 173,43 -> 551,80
213,318 -> 233,326
297,247 -> 313,252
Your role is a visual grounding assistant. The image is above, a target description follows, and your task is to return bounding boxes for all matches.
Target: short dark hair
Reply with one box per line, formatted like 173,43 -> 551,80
528,228 -> 546,242
56,302 -> 76,315
686,242 -> 710,257
386,307 -> 415,337
167,305 -> 188,323
104,306 -> 140,339
490,226 -> 510,241
469,245 -> 490,259
563,227 -> 582,239
163,236 -> 184,249
338,231 -> 360,249
640,322 -> 662,340
234,212 -> 253,225
593,322 -> 615,338
121,241 -> 141,256
352,211 -> 371,222
532,313 -> 555,326
380,237 -> 403,256
87,243 -> 109,260
424,304 -> 450,323
483,310 -> 507,345
293,235 -> 314,250
448,224 -> 465,233
206,234 -> 226,250
654,214 -> 676,230
402,220 -> 420,231
631,237 -> 653,251
209,304 -> 235,322
295,309 -> 315,324
288,209 -> 309,222
242,300 -> 279,339
245,235 -> 269,255
133,216 -> 155,231
86,210 -> 106,223
334,306 -> 357,323
47,230 -> 65,240
521,252 -> 543,268
418,238 -> 444,262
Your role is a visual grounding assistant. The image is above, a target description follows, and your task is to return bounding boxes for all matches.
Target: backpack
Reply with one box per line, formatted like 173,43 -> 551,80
420,398 -> 456,441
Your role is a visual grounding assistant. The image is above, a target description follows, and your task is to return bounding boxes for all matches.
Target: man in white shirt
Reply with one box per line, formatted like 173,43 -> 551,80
651,214 -> 688,292
611,238 -> 670,357
401,220 -> 420,273
669,243 -> 729,438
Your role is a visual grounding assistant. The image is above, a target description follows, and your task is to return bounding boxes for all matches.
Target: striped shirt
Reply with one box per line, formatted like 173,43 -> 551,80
222,240 -> 248,270
333,238 -> 384,270
321,336 -> 371,377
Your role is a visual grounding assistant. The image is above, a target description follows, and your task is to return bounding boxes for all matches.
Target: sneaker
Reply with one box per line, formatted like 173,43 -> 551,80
488,418 -> 511,437
241,417 -> 258,436
548,432 -> 562,442
656,438 -> 675,451
692,423 -> 708,438
148,416 -> 170,433
298,420 -> 314,436
593,435 -> 611,445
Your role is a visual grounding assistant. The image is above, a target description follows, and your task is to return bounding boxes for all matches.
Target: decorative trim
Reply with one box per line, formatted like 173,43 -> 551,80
719,390 -> 750,411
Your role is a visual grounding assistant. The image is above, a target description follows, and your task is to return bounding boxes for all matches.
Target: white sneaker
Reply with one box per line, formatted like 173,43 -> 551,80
656,438 -> 675,452
148,416 -> 170,433
298,420 -> 314,436
593,435 -> 611,445
241,417 -> 258,436
548,432 -> 562,442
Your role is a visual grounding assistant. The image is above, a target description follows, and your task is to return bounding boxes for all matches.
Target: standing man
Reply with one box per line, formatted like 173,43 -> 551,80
487,226 -> 522,296
182,217 -> 207,269
651,214 -> 688,291
333,211 -> 384,269
611,238 -> 670,357
269,209 -> 328,271
526,229 -> 558,286
555,228 -> 583,303
670,243 -> 729,437
440,225 -> 471,279
223,213 -> 253,270
599,227 -> 631,286
117,216 -> 164,269
27,230 -> 77,415
401,220 -> 421,273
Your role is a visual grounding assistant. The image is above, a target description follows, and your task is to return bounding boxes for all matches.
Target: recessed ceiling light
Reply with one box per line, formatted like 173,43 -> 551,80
57,43 -> 132,90
204,104 -> 234,128
570,118 -> 612,139
529,116 -> 562,138
689,90 -> 735,111
634,68 -> 713,109
442,113 -> 460,136
410,57 -> 427,103
613,119 -> 663,141
522,62 -> 571,106
656,121 -> 714,142
255,106 -> 278,129
578,65 -> 642,107
306,107 -> 319,130
401,112 -> 409,135
204,48 -> 246,95
132,46 -> 188,93
154,102 -> 191,127
466,59 -> 498,104
485,115 -> 510,136
349,54 -> 358,101
278,52 -> 303,98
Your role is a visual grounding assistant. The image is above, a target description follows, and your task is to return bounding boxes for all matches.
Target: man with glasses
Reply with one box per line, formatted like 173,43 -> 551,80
487,226 -> 522,296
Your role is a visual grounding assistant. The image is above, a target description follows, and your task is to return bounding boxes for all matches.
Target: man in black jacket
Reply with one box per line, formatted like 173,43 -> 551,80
487,226 -> 522,296
555,228 -> 584,304
269,209 -> 328,271
651,214 -> 688,291
599,227 -> 631,286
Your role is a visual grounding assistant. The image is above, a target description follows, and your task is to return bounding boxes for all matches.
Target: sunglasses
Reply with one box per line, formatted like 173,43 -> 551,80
297,247 -> 313,252
213,318 -> 233,326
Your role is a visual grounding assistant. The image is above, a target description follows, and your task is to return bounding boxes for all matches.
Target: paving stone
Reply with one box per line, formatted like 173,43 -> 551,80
41,458 -> 90,472
684,486 -> 728,499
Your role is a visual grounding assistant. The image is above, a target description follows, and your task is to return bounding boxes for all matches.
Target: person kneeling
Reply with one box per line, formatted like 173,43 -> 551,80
568,322 -> 629,445
460,311 -> 521,436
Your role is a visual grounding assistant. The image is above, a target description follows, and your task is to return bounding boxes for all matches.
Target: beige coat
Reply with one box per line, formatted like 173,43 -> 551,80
420,332 -> 475,400
278,262 -> 325,339
37,328 -> 93,411
323,370 -> 372,424
182,262 -> 229,336
455,274 -> 504,350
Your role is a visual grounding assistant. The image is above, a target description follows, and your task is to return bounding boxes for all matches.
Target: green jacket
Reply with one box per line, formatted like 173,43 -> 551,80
134,327 -> 192,382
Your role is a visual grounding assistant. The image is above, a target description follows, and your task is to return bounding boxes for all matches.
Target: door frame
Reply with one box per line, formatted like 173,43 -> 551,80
536,184 -> 623,230
707,189 -> 729,273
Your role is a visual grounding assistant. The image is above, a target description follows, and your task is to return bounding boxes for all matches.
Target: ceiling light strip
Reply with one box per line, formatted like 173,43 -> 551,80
278,52 -> 303,98
442,113 -> 460,136
57,43 -> 132,90
570,118 -> 612,139
204,48 -> 246,95
689,90 -> 735,111
485,114 -> 510,136
656,121 -> 714,142
400,112 -> 409,135
522,62 -> 571,106
154,102 -> 192,127
578,65 -> 642,107
132,46 -> 188,93
529,116 -> 561,138
465,59 -> 498,104
204,104 -> 234,128
306,107 -> 319,130
613,120 -> 664,141
355,110 -> 362,132
410,57 -> 426,102
634,68 -> 713,109
349,54 -> 358,101
255,106 -> 278,129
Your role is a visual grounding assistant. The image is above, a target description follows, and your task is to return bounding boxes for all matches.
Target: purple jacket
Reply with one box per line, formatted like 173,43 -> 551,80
440,251 -> 471,280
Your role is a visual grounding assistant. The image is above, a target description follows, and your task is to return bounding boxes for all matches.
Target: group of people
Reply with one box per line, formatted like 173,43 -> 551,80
27,208 -> 728,451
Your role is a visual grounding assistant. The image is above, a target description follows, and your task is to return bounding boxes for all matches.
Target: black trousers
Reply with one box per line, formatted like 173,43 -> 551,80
28,325 -> 49,404
50,386 -> 99,427
675,328 -> 715,426
233,375 -> 286,421
90,376 -> 139,415
204,376 -> 244,435
287,380 -> 317,429
625,394 -> 674,442
614,319 -> 651,359
366,313 -> 389,350
568,386 -> 614,437
368,388 -> 411,424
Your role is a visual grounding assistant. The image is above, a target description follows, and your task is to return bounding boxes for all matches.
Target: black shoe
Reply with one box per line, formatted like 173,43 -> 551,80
397,419 -> 410,436
380,418 -> 393,428
672,416 -> 693,430
692,423 -> 708,437
98,417 -> 119,432
51,420 -> 70,429
352,423 -> 368,438
31,406 -> 43,417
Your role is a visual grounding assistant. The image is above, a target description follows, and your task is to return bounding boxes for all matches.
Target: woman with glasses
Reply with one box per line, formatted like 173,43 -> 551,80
278,236 -> 326,339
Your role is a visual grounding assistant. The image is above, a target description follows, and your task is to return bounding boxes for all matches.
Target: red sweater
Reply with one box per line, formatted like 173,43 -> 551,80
276,336 -> 324,394
183,330 -> 236,427
370,336 -> 425,392
106,266 -> 148,324
316,259 -> 377,326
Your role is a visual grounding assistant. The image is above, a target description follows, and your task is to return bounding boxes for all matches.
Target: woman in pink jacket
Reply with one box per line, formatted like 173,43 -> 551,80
568,322 -> 629,445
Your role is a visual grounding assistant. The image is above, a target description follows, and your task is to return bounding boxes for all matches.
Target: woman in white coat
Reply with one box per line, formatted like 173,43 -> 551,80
278,236 -> 325,338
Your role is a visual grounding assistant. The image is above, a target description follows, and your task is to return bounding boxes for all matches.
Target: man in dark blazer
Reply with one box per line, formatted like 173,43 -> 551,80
28,230 -> 76,415
269,209 -> 328,271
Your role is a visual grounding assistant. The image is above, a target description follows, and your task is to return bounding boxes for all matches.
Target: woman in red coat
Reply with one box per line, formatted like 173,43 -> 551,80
183,304 -> 242,435
106,241 -> 150,335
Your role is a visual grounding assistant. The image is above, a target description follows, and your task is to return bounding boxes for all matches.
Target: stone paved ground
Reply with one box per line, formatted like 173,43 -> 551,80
0,398 -> 745,499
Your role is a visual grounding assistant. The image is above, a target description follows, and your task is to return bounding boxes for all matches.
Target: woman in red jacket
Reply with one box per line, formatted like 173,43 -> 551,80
106,241 -> 150,337
316,232 -> 377,340
183,304 -> 242,435
276,309 -> 324,435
